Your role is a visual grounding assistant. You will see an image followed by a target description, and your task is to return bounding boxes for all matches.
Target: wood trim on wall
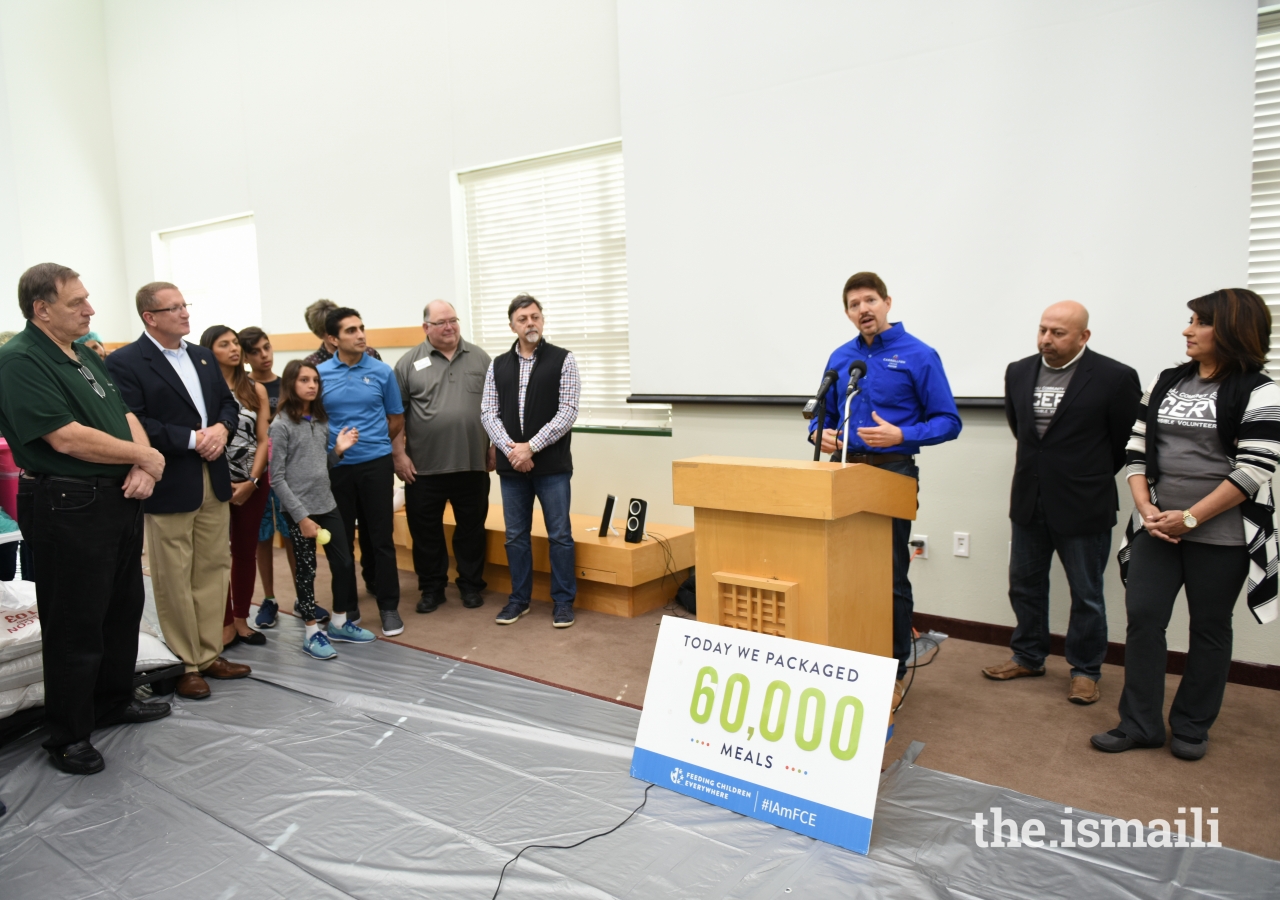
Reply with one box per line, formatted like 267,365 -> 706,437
104,326 -> 426,355
268,326 -> 426,352
912,612 -> 1280,691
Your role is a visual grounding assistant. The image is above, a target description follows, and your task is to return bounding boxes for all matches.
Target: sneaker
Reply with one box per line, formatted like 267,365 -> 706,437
255,598 -> 279,629
495,601 -> 530,625
461,591 -> 484,609
416,591 -> 445,614
328,619 -> 376,643
552,604 -> 575,628
313,605 -> 331,626
303,631 -> 337,660
380,609 -> 404,637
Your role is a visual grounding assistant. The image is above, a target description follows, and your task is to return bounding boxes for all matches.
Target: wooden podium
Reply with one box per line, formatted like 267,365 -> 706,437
672,456 -> 917,657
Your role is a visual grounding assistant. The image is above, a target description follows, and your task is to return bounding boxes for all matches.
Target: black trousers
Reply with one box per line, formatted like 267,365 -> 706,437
329,454 -> 399,608
284,507 -> 357,621
404,471 -> 490,596
0,540 -> 32,581
1118,531 -> 1248,744
17,477 -> 144,749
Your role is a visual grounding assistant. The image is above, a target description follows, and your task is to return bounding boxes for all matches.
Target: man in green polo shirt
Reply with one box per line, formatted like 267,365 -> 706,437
0,263 -> 169,776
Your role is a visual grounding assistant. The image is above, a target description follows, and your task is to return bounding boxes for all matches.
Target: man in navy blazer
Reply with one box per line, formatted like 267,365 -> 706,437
107,282 -> 252,699
983,302 -> 1140,705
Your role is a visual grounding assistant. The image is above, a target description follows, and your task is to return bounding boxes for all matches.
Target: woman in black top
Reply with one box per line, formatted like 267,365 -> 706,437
1093,289 -> 1279,760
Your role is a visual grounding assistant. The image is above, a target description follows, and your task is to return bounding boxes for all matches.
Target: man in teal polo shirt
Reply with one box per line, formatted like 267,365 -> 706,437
316,307 -> 405,636
0,263 -> 169,775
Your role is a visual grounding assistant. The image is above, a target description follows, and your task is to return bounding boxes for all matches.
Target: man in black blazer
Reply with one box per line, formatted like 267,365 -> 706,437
982,301 -> 1140,705
106,282 -> 251,699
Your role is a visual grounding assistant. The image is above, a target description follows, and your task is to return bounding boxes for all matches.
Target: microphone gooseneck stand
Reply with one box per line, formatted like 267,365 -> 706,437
811,395 -> 826,462
841,382 -> 859,464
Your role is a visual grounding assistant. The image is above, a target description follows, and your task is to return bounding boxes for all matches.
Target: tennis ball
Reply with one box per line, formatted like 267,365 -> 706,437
316,528 -> 331,546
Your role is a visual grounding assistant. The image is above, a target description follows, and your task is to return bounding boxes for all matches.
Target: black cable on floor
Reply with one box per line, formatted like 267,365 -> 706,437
491,783 -> 654,899
897,633 -> 941,709
645,530 -> 692,619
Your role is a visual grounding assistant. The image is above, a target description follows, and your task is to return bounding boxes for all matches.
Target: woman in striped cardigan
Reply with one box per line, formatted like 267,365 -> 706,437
1092,289 -> 1279,761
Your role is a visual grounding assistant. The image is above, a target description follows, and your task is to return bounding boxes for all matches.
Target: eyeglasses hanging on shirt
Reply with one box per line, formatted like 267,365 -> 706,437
79,365 -> 107,399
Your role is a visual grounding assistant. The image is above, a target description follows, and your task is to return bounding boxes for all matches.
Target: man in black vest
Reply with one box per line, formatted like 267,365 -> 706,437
480,294 -> 580,628
984,301 -> 1140,704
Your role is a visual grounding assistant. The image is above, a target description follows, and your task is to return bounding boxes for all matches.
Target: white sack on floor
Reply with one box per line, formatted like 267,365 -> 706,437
0,579 -> 39,661
0,650 -> 42,693
1,578 -> 35,609
136,632 -> 180,671
0,680 -> 42,717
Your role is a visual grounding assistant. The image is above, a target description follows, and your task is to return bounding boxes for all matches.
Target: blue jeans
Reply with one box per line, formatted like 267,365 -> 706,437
1008,499 -> 1112,680
499,472 -> 576,607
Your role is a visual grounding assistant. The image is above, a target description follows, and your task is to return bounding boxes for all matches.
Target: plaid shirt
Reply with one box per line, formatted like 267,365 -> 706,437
480,348 -> 580,456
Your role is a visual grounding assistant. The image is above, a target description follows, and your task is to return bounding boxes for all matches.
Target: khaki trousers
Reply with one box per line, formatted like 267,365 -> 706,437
145,465 -> 230,673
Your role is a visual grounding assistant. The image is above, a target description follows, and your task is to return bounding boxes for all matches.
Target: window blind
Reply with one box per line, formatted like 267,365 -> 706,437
458,142 -> 669,428
1252,13 -> 1280,370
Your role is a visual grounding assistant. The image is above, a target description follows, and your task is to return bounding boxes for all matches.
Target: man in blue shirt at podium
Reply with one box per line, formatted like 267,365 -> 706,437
808,272 -> 962,711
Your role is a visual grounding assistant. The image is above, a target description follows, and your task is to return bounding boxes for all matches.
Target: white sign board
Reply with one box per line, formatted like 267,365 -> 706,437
631,618 -> 896,855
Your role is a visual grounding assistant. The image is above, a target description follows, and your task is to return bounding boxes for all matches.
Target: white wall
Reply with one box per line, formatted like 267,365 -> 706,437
0,0 -> 130,337
101,0 -> 621,341
618,0 -> 1257,398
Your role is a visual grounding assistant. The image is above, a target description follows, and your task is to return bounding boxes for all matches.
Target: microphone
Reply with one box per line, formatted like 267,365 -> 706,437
802,369 -> 840,419
846,360 -> 867,396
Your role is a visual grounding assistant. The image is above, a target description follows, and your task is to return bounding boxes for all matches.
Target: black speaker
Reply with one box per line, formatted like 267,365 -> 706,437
624,498 -> 647,543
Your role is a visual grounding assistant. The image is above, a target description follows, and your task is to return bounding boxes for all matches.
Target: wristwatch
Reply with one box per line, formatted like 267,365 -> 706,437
1182,510 -> 1198,529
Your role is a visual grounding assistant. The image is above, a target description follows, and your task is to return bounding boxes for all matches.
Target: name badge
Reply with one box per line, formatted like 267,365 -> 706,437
414,357 -> 432,371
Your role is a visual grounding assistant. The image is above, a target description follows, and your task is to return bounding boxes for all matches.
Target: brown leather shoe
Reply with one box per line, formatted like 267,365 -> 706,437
981,659 -> 1046,680
892,678 -> 905,712
176,672 -> 211,699
1069,676 -> 1101,705
204,657 -> 251,680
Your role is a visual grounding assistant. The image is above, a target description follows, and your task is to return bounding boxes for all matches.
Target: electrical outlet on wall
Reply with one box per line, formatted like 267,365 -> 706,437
953,532 -> 970,557
910,534 -> 929,559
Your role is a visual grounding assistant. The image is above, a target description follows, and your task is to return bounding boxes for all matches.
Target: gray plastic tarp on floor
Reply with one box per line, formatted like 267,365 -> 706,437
0,615 -> 1274,899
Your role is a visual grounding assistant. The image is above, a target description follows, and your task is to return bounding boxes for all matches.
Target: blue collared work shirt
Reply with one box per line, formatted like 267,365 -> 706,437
809,322 -> 962,456
316,353 -> 405,466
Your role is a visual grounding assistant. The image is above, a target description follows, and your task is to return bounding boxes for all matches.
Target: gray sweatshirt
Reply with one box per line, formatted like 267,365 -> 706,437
268,413 -> 342,522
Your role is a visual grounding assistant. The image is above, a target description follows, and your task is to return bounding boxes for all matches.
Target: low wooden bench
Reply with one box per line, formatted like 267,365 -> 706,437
390,506 -> 695,618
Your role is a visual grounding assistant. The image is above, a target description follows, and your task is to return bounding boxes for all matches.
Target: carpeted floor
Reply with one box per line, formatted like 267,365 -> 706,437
244,548 -> 1280,860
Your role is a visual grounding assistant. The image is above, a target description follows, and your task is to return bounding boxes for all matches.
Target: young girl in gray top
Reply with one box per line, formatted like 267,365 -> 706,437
270,360 -> 376,659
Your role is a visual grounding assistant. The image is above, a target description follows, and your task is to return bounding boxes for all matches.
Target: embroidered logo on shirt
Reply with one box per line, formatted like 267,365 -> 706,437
363,376 -> 372,385
1157,389 -> 1217,429
883,354 -> 908,370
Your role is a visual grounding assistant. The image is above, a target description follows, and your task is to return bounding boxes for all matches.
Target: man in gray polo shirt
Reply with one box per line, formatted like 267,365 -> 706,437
393,301 -> 495,613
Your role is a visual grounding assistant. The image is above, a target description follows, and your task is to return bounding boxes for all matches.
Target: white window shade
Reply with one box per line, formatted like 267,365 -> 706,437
458,142 -> 669,428
1253,14 -> 1280,371
152,213 -> 262,342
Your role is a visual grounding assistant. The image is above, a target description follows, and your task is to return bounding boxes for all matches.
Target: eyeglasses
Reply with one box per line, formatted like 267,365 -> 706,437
149,303 -> 193,315
426,317 -> 460,328
78,365 -> 106,399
